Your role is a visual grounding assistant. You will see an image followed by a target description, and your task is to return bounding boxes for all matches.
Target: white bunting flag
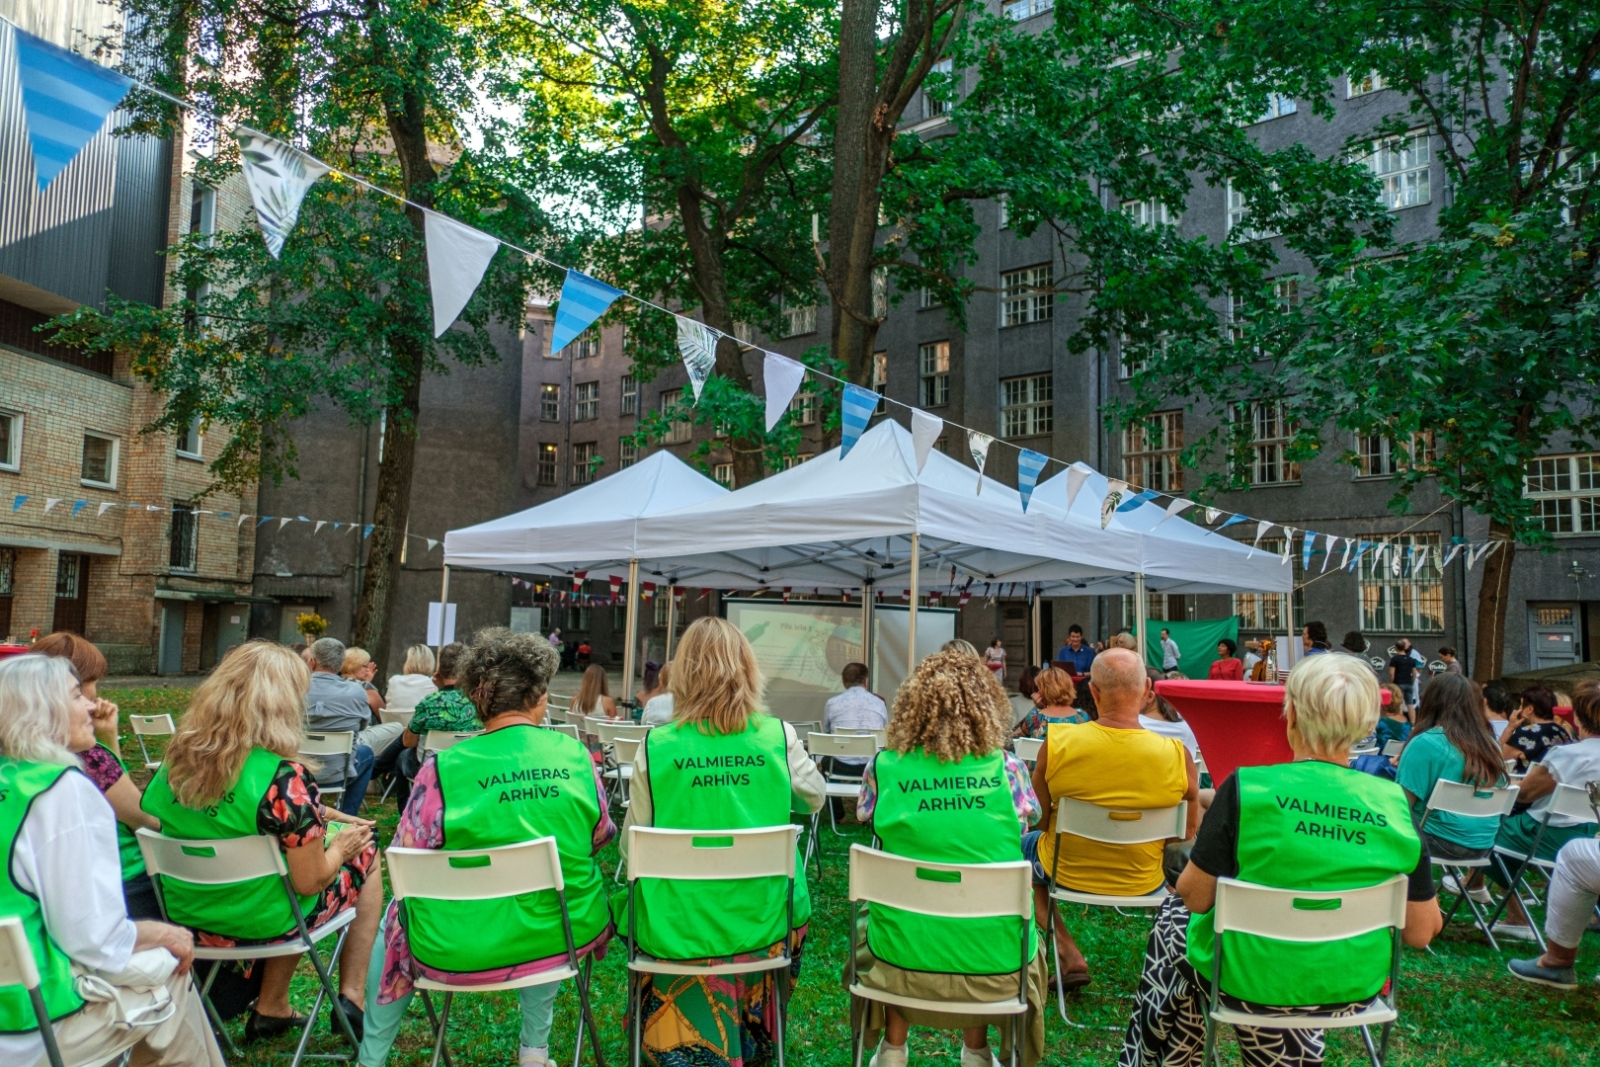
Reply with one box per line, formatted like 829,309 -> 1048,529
1066,464 -> 1092,515
1340,538 -> 1354,570
1205,507 -> 1221,524
1102,479 -> 1128,529
238,514 -> 251,527
762,352 -> 807,431
1321,533 -> 1339,573
235,128 -> 330,257
1249,519 -> 1274,558
1156,498 -> 1195,526
426,538 -> 439,552
98,502 -> 115,516
424,209 -> 501,338
1280,528 -> 1295,565
968,431 -> 994,494
911,409 -> 943,472
1440,543 -> 1464,569
43,498 -> 60,514
312,520 -> 326,534
675,317 -> 719,400
279,517 -> 294,530
1390,544 -> 1403,577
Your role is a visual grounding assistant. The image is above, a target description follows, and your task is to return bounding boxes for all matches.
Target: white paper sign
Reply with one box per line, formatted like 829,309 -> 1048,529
426,602 -> 458,645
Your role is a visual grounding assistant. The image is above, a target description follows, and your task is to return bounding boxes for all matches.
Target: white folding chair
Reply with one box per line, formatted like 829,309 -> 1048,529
788,721 -> 821,744
544,705 -> 570,725
804,732 -> 882,836
1044,797 -> 1188,1026
1381,739 -> 1405,759
596,722 -> 651,747
420,730 -> 480,757
1203,876 -> 1406,1067
299,730 -> 356,808
845,845 -> 1032,1067
542,722 -> 581,740
129,714 -> 175,771
378,708 -> 415,729
624,827 -> 800,1067
135,828 -> 359,1064
387,839 -> 605,1067
1420,779 -> 1519,950
1484,782 -> 1599,950
1012,736 -> 1043,766
0,916 -> 67,1067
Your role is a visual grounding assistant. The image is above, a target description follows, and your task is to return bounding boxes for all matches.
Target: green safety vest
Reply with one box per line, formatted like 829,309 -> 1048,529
403,725 -> 611,972
0,761 -> 85,1033
142,748 -> 318,941
868,747 -> 1035,976
95,744 -> 146,882
1186,761 -> 1419,1006
637,714 -> 809,960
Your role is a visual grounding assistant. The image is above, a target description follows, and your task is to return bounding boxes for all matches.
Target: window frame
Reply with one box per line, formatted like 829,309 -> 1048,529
175,415 -> 204,460
572,441 -> 598,485
1357,533 -> 1445,634
574,381 -> 599,422
923,57 -> 955,119
1000,373 -> 1054,439
1525,453 -> 1600,536
919,341 -> 951,408
780,295 -> 817,338
660,389 -> 692,444
1363,129 -> 1431,210
540,383 -> 561,422
790,387 -> 817,426
1355,430 -> 1435,479
169,502 -> 198,574
1001,0 -> 1053,20
0,410 -> 21,472
620,374 -> 638,416
537,442 -> 559,486
871,352 -> 889,415
713,462 -> 734,486
1235,401 -> 1300,486
1000,264 -> 1053,327
80,431 -> 120,490
1232,538 -> 1307,632
1122,411 -> 1184,492
619,437 -> 638,469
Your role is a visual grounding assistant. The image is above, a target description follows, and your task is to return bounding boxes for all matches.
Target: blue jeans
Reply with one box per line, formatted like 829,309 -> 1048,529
1021,830 -> 1051,886
337,744 -> 375,816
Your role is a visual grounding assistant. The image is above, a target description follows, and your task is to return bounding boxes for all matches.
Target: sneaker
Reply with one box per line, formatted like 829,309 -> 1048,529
521,1046 -> 553,1067
1508,957 -> 1579,989
960,1046 -> 1003,1067
870,1043 -> 908,1067
1441,874 -> 1493,904
1492,922 -> 1541,942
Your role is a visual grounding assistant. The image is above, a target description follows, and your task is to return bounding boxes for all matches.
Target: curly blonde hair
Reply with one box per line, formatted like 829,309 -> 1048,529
886,650 -> 1010,762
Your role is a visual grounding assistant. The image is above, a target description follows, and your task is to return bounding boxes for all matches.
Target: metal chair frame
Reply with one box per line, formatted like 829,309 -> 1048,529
0,915 -> 67,1067
1482,782 -> 1600,950
1419,779 -> 1519,950
128,714 -> 176,772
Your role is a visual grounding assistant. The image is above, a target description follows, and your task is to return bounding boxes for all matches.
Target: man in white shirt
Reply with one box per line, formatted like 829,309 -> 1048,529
1160,629 -> 1181,671
820,663 -> 889,819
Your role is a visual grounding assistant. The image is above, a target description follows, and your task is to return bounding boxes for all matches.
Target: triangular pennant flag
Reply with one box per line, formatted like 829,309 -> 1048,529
298,515 -> 309,523
840,384 -> 879,458
426,538 -> 439,552
424,209 -> 501,338
1280,528 -> 1296,565
609,575 -> 623,595
1016,449 -> 1048,512
71,500 -> 87,516
279,516 -> 294,530
43,498 -> 61,514
98,502 -> 115,516
234,127 -> 330,257
1102,480 -> 1128,529
11,495 -> 27,512
363,524 -> 375,539
911,409 -> 943,473
12,25 -> 134,191
1116,490 -> 1159,513
967,431 -> 994,494
1321,533 -> 1339,573
1302,529 -> 1318,569
1440,543 -> 1464,569
1066,465 -> 1092,514
572,571 -> 586,592
1340,539 -> 1355,571
1347,540 -> 1372,572
1249,519 -> 1274,557
550,269 -> 625,354
1217,513 -> 1248,530
237,514 -> 251,527
1156,498 -> 1195,526
1391,544 -> 1403,577
674,316 -> 719,400
148,504 -> 166,512
1205,507 -> 1221,524
1414,543 -> 1430,574
762,352 -> 807,432
313,520 -> 326,534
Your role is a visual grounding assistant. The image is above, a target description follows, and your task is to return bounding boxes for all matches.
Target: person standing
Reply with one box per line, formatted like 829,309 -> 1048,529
1160,629 -> 1181,672
1438,647 -> 1463,675
1387,640 -> 1418,711
1208,639 -> 1244,681
1054,625 -> 1096,676
984,639 -> 1008,682
1300,621 -> 1331,656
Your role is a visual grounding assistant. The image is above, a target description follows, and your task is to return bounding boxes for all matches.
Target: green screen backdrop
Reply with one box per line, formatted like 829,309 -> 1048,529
1139,617 -> 1241,679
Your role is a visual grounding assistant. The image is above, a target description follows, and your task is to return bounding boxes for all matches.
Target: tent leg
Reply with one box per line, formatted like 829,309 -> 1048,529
622,558 -> 639,699
1134,572 -> 1147,669
664,585 -> 677,662
907,534 -> 920,680
861,582 -> 873,670
1031,591 -> 1042,669
437,565 -> 451,657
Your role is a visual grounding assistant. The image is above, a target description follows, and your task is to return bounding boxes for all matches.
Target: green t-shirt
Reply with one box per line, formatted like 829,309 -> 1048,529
1395,727 -> 1499,849
409,688 -> 481,735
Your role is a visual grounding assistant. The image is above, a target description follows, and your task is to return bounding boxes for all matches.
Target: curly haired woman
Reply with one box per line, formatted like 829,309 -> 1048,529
852,649 -> 1048,1067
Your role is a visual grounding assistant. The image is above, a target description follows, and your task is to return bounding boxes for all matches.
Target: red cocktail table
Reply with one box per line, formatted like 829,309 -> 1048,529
1154,680 -> 1293,784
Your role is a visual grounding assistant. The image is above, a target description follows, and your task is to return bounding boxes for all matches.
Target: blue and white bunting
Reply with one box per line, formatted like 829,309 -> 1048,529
911,409 -> 943,473
1217,513 -> 1248,530
424,209 -> 501,337
11,24 -> 133,190
550,269 -> 626,354
839,384 -> 878,457
1065,464 -> 1092,514
1302,529 -> 1318,569
1016,449 -> 1047,512
1321,533 -> 1339,573
762,352 -> 807,431
1115,490 -> 1159,513
1156,498 -> 1195,526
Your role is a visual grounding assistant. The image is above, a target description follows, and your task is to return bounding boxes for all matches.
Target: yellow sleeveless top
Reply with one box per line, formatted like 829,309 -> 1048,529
1036,721 -> 1188,896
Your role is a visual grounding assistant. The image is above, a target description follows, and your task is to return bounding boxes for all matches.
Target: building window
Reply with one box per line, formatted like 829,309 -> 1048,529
620,375 -> 637,415
619,438 -> 638,469
571,328 -> 601,359
1526,453 -> 1600,535
0,547 -> 12,595
871,266 -> 888,319
175,415 -> 203,459
1123,411 -> 1184,491
997,195 -> 1009,230
1365,130 -> 1431,209
923,57 -> 953,119
1348,71 -> 1387,97
1360,533 -> 1444,633
1274,278 -> 1300,309
1356,430 -> 1435,478
871,351 -> 888,414
55,554 -> 80,599
567,606 -> 591,632
1002,0 -> 1052,19
1233,538 -> 1306,632
540,384 -> 561,422
919,285 -> 941,309
1121,199 -> 1175,227
0,410 -> 20,471
713,463 -> 733,486
538,443 -> 559,486
660,389 -> 691,444
81,433 -> 118,489
790,388 -> 817,426
1234,401 -> 1299,485
782,453 -> 814,470
574,381 -> 599,422
572,442 -> 598,485
1001,265 -> 1053,326
781,295 -> 817,338
919,342 -> 950,407
1253,93 -> 1297,122
1001,374 -> 1053,439
169,503 -> 198,573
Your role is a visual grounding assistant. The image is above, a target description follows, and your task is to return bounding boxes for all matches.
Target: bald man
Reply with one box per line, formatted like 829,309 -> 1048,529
1022,647 -> 1199,989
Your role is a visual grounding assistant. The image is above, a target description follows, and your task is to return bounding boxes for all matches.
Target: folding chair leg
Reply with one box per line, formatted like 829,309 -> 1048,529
31,985 -> 66,1067
1359,1024 -> 1382,1066
574,956 -> 608,1067
1379,1021 -> 1394,1064
1200,1015 -> 1217,1067
849,994 -> 866,1067
628,973 -> 642,1067
308,926 -> 361,1051
195,962 -> 240,1059
1045,901 -> 1119,1031
429,992 -> 454,1067
772,964 -> 787,1067
418,991 -> 455,1067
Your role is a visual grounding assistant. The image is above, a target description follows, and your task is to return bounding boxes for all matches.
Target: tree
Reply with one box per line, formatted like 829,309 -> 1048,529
1115,1 -> 1600,679
51,0 -> 542,668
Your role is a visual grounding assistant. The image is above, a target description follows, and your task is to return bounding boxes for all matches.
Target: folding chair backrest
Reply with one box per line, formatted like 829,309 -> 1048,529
299,730 -> 354,758
1382,739 -> 1405,758
1424,779 -> 1518,819
379,708 -> 415,729
544,706 -> 569,725
1053,796 -> 1187,845
583,716 -> 610,735
543,722 -> 581,740
788,721 -> 820,743
805,732 -> 880,761
627,825 -> 797,882
1542,782 -> 1595,824
130,713 -> 176,737
596,722 -> 651,746
388,838 -> 564,900
611,736 -> 642,767
422,730 -> 479,755
135,827 -> 286,884
1013,737 -> 1042,765
1214,875 -> 1406,942
847,844 -> 1030,920
0,916 -> 40,993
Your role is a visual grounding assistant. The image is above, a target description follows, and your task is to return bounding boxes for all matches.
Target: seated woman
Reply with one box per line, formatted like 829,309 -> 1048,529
1123,654 -> 1442,1067
33,631 -> 164,919
853,650 -> 1047,1067
142,642 -> 382,1045
384,644 -> 438,715
1375,683 -> 1412,749
1207,639 -> 1244,681
640,662 -> 675,726
342,647 -> 386,715
359,628 -> 614,1067
1499,684 -> 1569,772
571,663 -> 619,721
400,642 -> 479,773
1394,673 -> 1507,867
634,660 -> 663,709
0,654 -> 222,1067
623,617 -> 825,1067
1011,667 -> 1087,740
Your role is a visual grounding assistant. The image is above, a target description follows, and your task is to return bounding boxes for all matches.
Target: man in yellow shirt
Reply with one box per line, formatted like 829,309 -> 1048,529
1024,647 -> 1199,989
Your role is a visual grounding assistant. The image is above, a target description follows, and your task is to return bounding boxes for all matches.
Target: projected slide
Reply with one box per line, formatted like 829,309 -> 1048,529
871,605 -> 957,702
725,600 -> 865,723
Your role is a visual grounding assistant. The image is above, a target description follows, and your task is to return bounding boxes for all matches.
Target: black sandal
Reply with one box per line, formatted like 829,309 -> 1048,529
243,1009 -> 308,1045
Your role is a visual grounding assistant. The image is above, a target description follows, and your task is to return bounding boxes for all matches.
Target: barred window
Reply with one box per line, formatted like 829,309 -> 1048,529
1001,374 -> 1053,438
574,381 -> 599,422
538,443 -> 559,486
1232,539 -> 1306,631
540,384 -> 561,422
0,546 -> 13,595
169,503 -> 197,573
1365,131 -> 1431,209
1359,533 -> 1444,633
572,442 -> 597,485
1123,411 -> 1184,491
1000,265 -> 1053,326
660,389 -> 691,444
1235,401 -> 1300,485
1526,453 -> 1600,535
620,375 -> 637,415
919,342 -> 950,408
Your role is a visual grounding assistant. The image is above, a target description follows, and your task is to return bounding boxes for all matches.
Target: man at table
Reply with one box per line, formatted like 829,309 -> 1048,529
1054,625 -> 1096,675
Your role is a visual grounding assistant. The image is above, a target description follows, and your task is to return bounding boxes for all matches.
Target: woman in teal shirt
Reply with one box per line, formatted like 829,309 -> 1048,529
1395,674 -> 1507,860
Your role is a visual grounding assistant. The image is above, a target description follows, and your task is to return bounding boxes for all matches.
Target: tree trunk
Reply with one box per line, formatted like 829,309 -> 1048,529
828,0 -> 881,386
1471,518 -> 1515,682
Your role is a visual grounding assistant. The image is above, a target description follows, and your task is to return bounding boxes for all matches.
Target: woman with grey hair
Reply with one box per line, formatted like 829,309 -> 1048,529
0,654 -> 221,1067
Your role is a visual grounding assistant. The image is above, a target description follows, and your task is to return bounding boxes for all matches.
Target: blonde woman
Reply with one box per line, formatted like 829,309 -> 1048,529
622,617 -> 824,1067
384,644 -> 438,713
853,650 -> 1048,1067
142,641 -> 383,1046
342,646 -> 386,714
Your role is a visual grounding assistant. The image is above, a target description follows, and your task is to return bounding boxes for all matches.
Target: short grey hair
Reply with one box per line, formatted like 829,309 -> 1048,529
0,655 -> 81,768
309,637 -> 346,672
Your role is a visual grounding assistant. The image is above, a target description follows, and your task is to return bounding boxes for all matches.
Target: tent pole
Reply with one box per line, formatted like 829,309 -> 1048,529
1134,572 -> 1148,670
907,534 -> 920,679
664,585 -> 677,661
622,558 -> 639,705
1031,589 -> 1041,670
861,582 -> 872,668
437,565 -> 450,657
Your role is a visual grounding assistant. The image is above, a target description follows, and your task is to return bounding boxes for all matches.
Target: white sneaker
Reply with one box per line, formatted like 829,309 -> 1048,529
870,1043 -> 908,1067
520,1046 -> 553,1067
960,1046 -> 1003,1067
1492,922 -> 1541,942
1441,874 -> 1493,904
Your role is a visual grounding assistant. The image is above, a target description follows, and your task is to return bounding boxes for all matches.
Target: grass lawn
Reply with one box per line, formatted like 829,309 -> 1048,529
105,688 -> 1600,1066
